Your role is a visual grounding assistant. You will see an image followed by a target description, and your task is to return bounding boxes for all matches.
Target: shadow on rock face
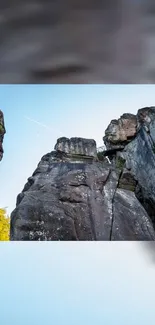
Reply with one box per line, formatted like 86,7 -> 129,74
139,242 -> 155,265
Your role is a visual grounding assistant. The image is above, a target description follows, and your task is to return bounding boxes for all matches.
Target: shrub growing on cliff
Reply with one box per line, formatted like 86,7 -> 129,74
0,208 -> 10,241
97,151 -> 105,161
152,144 -> 155,154
116,156 -> 126,170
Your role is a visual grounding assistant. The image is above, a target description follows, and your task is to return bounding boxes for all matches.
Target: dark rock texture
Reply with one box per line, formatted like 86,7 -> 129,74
11,134 -> 155,241
104,113 -> 137,150
104,106 -> 155,228
0,110 -> 6,161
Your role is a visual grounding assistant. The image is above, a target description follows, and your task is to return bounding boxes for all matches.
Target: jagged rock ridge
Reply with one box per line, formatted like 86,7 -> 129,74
10,127 -> 155,241
0,110 -> 5,161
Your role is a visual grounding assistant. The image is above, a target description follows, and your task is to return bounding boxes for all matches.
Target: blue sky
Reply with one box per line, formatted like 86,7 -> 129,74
0,242 -> 155,325
0,84 -> 155,214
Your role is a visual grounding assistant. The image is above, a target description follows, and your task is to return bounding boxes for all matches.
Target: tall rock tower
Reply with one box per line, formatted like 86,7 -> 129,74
0,110 -> 6,161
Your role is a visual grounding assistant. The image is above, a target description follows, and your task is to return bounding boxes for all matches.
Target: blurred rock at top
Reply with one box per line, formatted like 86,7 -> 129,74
0,0 -> 155,83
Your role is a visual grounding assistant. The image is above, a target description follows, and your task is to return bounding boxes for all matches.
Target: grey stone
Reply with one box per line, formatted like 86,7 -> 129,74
112,189 -> 155,241
104,106 -> 155,228
0,110 -> 6,162
54,137 -> 97,158
10,135 -> 155,241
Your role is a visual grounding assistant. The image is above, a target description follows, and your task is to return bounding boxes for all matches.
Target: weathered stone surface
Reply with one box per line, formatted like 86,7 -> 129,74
112,189 -> 155,241
10,136 -> 155,241
118,169 -> 137,192
55,137 -> 97,158
104,106 -> 155,228
0,110 -> 6,161
104,113 -> 137,150
137,106 -> 155,140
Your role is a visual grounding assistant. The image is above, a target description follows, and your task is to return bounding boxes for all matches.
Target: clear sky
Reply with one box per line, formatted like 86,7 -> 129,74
0,84 -> 155,214
0,242 -> 155,325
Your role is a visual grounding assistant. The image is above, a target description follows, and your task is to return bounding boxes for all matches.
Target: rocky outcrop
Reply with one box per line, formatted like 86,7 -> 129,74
104,113 -> 137,150
104,106 -> 155,227
10,135 -> 155,241
0,110 -> 5,161
55,137 -> 97,159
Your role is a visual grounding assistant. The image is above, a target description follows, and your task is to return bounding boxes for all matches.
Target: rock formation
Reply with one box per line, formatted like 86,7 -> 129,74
104,107 -> 155,228
104,113 -> 137,150
11,117 -> 155,240
0,110 -> 5,161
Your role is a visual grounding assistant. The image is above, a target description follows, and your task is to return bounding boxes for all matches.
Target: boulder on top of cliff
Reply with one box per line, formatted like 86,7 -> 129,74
0,110 -> 6,161
54,137 -> 97,158
103,113 -> 137,150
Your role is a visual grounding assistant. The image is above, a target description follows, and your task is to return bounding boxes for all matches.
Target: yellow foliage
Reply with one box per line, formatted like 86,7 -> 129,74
0,208 -> 10,241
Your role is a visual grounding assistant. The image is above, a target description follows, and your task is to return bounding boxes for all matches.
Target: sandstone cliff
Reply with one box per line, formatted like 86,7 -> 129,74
104,107 -> 155,229
0,110 -> 5,162
10,108 -> 155,241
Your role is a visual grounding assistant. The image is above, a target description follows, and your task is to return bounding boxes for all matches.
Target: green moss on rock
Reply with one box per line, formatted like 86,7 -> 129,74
0,124 -> 4,133
118,183 -> 135,192
116,156 -> 126,170
97,151 -> 105,162
152,143 -> 155,154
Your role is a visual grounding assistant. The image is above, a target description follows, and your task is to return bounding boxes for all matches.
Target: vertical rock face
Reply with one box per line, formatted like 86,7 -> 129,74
0,110 -> 6,161
103,106 -> 155,227
10,135 -> 155,241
